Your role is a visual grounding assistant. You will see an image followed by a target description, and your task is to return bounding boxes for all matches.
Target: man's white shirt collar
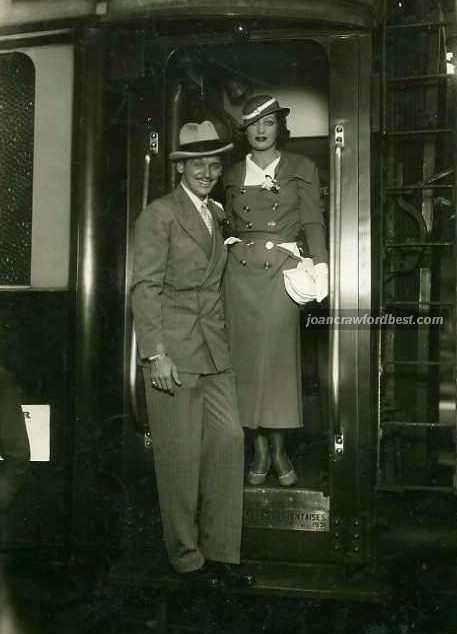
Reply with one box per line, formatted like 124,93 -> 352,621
180,181 -> 209,211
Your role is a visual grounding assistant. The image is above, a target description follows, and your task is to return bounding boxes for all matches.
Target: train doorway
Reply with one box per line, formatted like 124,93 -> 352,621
164,39 -> 332,545
120,25 -> 373,576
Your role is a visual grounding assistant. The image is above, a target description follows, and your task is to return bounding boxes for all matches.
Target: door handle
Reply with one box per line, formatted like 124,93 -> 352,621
128,150 -> 153,447
331,124 -> 344,455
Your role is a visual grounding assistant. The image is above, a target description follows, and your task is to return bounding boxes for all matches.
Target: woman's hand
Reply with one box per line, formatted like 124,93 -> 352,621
149,355 -> 182,394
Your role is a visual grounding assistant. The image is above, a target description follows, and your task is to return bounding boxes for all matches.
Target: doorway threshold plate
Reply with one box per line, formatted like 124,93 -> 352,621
243,487 -> 329,532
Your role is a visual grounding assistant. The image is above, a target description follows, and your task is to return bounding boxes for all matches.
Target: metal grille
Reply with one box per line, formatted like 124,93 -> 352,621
0,52 -> 34,285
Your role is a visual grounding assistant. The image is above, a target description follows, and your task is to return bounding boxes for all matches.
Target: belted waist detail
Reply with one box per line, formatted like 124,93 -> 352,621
237,232 -> 292,242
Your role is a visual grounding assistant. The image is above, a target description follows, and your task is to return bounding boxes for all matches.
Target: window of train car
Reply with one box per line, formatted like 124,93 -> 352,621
0,45 -> 73,289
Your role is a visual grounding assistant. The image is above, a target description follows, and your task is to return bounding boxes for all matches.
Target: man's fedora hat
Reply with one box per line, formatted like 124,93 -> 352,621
239,95 -> 290,130
169,121 -> 234,161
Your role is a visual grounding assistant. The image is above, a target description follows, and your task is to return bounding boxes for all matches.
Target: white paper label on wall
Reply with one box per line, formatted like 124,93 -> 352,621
21,404 -> 50,462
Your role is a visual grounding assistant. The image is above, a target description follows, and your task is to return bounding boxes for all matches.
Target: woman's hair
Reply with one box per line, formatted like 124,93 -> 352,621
275,111 -> 291,147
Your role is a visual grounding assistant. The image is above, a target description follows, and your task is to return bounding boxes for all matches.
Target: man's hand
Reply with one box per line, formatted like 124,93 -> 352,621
149,355 -> 182,394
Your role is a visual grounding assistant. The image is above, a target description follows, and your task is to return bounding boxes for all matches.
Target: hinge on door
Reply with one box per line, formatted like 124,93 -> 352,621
144,429 -> 153,450
334,432 -> 344,457
149,131 -> 159,155
335,124 -> 345,149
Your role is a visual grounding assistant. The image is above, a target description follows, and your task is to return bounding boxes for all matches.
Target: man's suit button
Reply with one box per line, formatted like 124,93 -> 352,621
246,222 -> 253,229
264,262 -> 271,269
240,188 -> 246,194
243,205 -> 250,212
240,260 -> 247,266
267,220 -> 277,228
272,202 -> 279,210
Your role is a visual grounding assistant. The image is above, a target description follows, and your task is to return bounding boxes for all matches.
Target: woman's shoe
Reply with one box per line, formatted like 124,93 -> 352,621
247,456 -> 271,486
272,454 -> 298,487
277,464 -> 298,487
269,431 -> 298,487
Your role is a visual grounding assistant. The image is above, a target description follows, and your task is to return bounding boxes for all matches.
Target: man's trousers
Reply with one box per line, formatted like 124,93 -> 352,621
142,368 -> 245,573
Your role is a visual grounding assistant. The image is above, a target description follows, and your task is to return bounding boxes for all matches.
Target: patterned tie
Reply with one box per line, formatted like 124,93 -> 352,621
199,202 -> 213,235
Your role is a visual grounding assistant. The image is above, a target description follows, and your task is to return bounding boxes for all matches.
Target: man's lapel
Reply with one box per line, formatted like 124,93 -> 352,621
200,200 -> 226,285
172,185 -> 213,258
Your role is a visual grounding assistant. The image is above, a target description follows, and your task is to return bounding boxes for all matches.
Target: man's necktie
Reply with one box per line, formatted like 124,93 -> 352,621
199,202 -> 213,235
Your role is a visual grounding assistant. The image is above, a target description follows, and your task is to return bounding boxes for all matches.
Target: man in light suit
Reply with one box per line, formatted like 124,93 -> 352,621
131,121 -> 254,589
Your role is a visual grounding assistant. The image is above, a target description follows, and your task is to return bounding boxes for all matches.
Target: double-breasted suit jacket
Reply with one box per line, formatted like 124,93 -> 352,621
131,184 -> 231,374
223,151 -> 328,430
131,183 -> 244,574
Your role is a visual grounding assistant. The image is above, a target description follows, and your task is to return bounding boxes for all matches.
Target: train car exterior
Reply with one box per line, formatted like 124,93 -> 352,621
0,0 -> 456,617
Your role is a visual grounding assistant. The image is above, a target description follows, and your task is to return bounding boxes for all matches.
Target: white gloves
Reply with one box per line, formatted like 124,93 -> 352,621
313,262 -> 329,303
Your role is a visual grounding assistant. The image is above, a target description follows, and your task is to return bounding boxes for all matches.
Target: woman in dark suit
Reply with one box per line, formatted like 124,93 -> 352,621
224,95 -> 328,486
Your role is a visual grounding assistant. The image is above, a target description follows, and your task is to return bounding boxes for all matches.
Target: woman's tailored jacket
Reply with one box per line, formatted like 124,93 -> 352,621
223,151 -> 328,429
131,185 -> 231,375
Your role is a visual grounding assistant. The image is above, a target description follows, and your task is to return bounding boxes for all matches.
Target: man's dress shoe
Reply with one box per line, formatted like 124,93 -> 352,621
180,565 -> 224,590
206,561 -> 256,588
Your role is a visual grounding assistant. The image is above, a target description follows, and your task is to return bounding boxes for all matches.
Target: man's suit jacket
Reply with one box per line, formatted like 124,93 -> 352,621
131,184 -> 231,374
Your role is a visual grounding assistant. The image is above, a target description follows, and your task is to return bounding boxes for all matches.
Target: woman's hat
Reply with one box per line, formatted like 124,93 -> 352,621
239,95 -> 290,130
169,121 -> 234,161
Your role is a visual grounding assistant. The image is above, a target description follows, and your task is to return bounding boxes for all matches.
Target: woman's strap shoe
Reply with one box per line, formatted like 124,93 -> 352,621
246,456 -> 271,486
247,470 -> 267,486
277,465 -> 298,487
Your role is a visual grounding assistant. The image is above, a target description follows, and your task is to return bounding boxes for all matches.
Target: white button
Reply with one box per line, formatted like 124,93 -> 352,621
265,241 -> 274,250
